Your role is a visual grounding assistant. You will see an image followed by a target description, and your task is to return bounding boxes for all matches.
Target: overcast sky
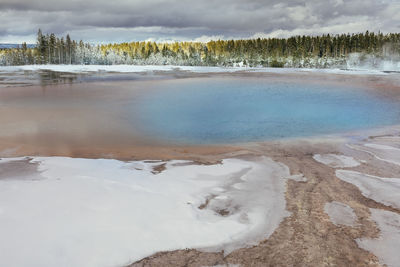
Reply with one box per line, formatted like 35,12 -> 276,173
0,0 -> 399,43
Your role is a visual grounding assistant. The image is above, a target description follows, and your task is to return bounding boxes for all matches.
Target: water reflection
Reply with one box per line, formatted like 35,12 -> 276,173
0,68 -> 191,89
36,70 -> 79,87
0,70 -> 81,88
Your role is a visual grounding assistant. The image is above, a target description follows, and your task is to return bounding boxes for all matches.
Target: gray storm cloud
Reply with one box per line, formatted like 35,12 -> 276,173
0,0 -> 399,43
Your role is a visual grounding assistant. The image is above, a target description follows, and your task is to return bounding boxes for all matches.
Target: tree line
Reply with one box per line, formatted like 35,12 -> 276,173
0,29 -> 399,68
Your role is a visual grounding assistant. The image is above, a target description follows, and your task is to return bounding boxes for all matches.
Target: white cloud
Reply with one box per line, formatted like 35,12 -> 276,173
0,0 -> 398,43
192,35 -> 225,43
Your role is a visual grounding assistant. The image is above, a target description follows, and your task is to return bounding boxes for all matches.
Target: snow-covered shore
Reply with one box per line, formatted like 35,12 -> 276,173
0,156 -> 290,267
315,139 -> 400,267
0,64 -> 395,75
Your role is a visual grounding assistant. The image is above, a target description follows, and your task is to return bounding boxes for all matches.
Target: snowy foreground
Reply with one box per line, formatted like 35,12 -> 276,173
1,142 -> 400,267
0,156 -> 292,267
0,64 -> 395,75
316,141 -> 400,267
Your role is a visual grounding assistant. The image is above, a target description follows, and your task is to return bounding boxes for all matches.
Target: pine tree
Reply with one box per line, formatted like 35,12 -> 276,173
66,34 -> 72,64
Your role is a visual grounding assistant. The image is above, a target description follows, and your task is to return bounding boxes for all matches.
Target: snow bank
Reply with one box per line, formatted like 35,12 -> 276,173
0,64 -> 394,75
347,143 -> 400,166
324,201 -> 357,226
0,64 -> 254,74
365,143 -> 400,151
313,154 -> 360,168
357,209 -> 400,267
335,170 -> 400,209
0,156 -> 290,267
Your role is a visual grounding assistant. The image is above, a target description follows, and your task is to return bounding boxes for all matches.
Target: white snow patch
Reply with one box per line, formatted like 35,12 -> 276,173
347,143 -> 400,166
313,154 -> 360,168
370,136 -> 400,145
201,157 -> 291,253
205,264 -> 241,267
357,209 -> 400,267
0,156 -> 29,164
0,65 -> 253,74
365,144 -> 400,151
286,173 -> 308,182
336,170 -> 400,209
0,64 -> 394,75
324,201 -> 357,226
0,156 -> 290,267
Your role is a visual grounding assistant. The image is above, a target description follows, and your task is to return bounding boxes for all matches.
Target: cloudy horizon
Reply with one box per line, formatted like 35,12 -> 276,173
0,0 -> 399,44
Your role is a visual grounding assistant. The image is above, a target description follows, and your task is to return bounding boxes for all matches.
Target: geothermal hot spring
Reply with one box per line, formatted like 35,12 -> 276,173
1,74 -> 399,147
1,71 -> 400,267
132,77 -> 400,143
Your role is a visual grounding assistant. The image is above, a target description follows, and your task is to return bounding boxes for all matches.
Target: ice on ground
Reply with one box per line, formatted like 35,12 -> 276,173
286,173 -> 308,182
324,201 -> 357,226
313,154 -> 360,168
357,209 -> 400,267
364,144 -> 400,166
365,143 -> 400,151
0,64 -> 394,75
0,65 -> 255,74
336,170 -> 400,209
200,157 -> 291,253
370,136 -> 400,146
347,143 -> 400,166
205,264 -> 241,267
0,156 -> 290,267
0,156 -> 30,164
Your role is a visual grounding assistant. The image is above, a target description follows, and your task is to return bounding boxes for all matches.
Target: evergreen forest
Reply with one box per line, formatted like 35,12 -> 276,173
1,29 -> 399,68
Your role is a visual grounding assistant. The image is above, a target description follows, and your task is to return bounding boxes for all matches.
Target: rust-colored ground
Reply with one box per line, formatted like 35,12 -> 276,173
129,135 -> 400,267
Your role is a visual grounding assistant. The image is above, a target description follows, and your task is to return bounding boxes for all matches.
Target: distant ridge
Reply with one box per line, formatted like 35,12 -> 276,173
0,44 -> 36,49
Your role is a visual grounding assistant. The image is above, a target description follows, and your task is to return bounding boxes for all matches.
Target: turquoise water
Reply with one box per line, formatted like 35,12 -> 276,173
134,78 -> 400,144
